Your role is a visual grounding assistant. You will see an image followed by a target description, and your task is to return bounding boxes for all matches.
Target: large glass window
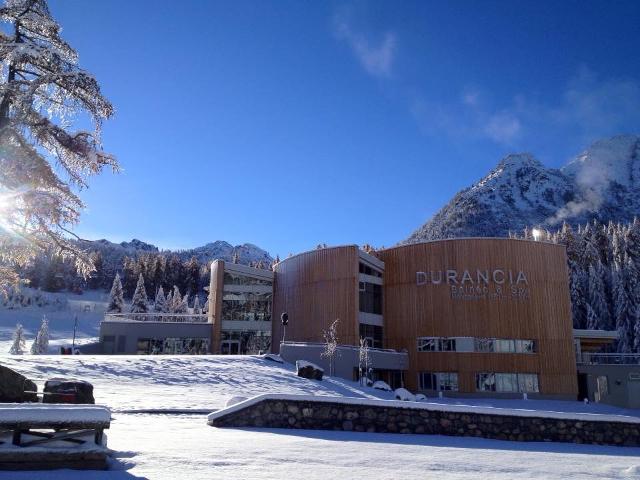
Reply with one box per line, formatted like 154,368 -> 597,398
419,372 -> 459,391
222,292 -> 272,322
476,373 -> 540,393
223,272 -> 272,286
359,324 -> 383,349
359,263 -> 383,278
137,337 -> 210,355
416,337 -> 456,352
359,282 -> 382,314
220,330 -> 271,354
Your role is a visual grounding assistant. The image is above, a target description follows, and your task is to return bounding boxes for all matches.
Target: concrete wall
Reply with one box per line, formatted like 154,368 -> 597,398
99,322 -> 212,354
578,364 -> 640,409
279,342 -> 408,380
209,396 -> 640,447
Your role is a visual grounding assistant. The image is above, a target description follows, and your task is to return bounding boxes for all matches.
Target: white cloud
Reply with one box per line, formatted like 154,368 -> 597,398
410,68 -> 640,148
333,11 -> 396,78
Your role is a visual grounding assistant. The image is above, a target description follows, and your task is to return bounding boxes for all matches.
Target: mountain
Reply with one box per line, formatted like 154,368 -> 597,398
82,238 -> 272,267
405,134 -> 640,243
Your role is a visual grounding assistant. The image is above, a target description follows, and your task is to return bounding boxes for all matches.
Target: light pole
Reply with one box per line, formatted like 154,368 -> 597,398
281,312 -> 289,344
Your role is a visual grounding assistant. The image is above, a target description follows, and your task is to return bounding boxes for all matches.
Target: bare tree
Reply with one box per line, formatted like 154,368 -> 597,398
358,337 -> 371,385
321,318 -> 339,376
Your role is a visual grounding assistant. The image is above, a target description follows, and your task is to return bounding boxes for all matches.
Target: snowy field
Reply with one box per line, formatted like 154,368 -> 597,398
0,356 -> 638,479
0,288 -> 107,353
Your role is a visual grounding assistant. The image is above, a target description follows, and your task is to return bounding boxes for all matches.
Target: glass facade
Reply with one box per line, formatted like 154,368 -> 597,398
418,336 -> 537,353
222,292 -> 272,322
223,271 -> 272,286
220,330 -> 271,355
476,373 -> 540,393
419,372 -> 459,391
136,337 -> 210,355
359,262 -> 382,278
359,282 -> 382,314
359,324 -> 383,349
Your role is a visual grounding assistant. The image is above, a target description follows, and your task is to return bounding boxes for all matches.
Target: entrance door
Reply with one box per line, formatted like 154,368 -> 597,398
221,340 -> 240,355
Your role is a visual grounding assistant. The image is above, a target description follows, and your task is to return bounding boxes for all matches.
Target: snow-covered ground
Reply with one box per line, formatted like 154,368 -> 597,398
0,288 -> 107,353
0,356 -> 638,479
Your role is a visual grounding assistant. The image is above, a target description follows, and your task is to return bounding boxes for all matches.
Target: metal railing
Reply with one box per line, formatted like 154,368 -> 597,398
103,313 -> 210,324
577,352 -> 640,365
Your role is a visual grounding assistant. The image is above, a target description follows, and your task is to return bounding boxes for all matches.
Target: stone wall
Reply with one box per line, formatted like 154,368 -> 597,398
208,397 -> 640,447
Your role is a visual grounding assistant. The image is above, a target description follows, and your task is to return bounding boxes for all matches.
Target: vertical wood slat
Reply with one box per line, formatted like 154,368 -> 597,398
376,239 -> 577,396
272,246 -> 359,352
209,260 -> 225,354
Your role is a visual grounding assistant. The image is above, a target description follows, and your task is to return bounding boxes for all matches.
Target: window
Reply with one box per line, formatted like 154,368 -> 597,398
222,291 -> 272,322
518,373 -> 540,393
417,337 -> 438,352
419,372 -> 437,390
439,372 -> 459,391
359,282 -> 382,314
516,340 -> 537,353
439,338 -> 457,352
475,338 -> 495,352
223,272 -> 272,286
476,373 -> 539,393
117,335 -> 126,353
359,263 -> 382,278
137,337 -> 210,355
419,372 -> 459,391
359,324 -> 383,349
495,339 -> 516,353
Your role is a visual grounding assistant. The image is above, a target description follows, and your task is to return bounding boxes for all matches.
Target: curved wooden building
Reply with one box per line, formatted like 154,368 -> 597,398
273,238 -> 577,398
376,239 -> 577,397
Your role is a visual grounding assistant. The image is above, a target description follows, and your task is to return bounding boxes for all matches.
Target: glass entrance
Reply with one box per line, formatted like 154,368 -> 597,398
221,340 -> 240,355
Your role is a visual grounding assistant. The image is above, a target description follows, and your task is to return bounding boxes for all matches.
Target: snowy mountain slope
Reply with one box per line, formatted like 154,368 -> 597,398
405,134 -> 640,242
81,238 -> 272,267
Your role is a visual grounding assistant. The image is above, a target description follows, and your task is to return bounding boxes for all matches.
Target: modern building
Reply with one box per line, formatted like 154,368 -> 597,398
100,237 -> 620,401
273,239 -> 578,399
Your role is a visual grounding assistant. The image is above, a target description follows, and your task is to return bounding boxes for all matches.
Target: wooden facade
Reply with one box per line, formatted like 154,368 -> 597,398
376,239 -> 578,396
272,246 -> 361,352
208,259 -> 225,354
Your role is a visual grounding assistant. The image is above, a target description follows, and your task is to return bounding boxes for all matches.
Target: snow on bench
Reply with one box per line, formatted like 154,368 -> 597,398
0,404 -> 111,451
0,404 -> 111,426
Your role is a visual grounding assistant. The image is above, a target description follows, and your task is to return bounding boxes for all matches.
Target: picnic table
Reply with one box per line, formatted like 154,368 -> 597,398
0,404 -> 111,470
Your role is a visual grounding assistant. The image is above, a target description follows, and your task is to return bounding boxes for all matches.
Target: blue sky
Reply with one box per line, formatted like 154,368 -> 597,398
50,0 -> 640,257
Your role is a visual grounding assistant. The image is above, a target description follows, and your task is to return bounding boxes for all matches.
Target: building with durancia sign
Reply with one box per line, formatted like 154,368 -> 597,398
100,238 -> 580,399
272,238 -> 578,399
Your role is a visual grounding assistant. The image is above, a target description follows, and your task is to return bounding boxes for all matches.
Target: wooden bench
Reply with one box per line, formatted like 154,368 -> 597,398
0,404 -> 111,470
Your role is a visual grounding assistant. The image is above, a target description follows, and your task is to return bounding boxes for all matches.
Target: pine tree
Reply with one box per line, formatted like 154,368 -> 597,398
192,294 -> 201,314
625,256 -> 640,352
612,262 -> 633,352
30,316 -> 49,354
587,263 -> 610,330
154,286 -> 166,312
0,0 -> 117,291
9,323 -> 26,354
165,289 -> 173,313
130,273 -> 148,313
107,273 -> 124,313
170,286 -> 182,313
569,264 -> 587,328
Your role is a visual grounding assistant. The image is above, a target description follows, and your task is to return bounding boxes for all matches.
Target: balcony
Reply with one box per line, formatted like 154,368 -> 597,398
577,352 -> 640,365
103,313 -> 210,324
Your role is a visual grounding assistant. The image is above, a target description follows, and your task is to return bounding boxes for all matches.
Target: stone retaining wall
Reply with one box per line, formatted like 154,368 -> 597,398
208,398 -> 640,447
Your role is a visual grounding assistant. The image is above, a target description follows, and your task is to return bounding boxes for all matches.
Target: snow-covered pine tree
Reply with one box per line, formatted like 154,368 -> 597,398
202,294 -> 209,314
626,218 -> 640,264
176,293 -> 188,314
154,286 -> 166,312
165,289 -> 173,313
0,0 -> 118,292
612,261 -> 633,353
587,263 -> 610,330
8,322 -> 26,354
625,256 -> 640,352
130,273 -> 148,313
170,286 -> 182,313
30,315 -> 48,354
192,294 -> 201,314
107,273 -> 124,313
